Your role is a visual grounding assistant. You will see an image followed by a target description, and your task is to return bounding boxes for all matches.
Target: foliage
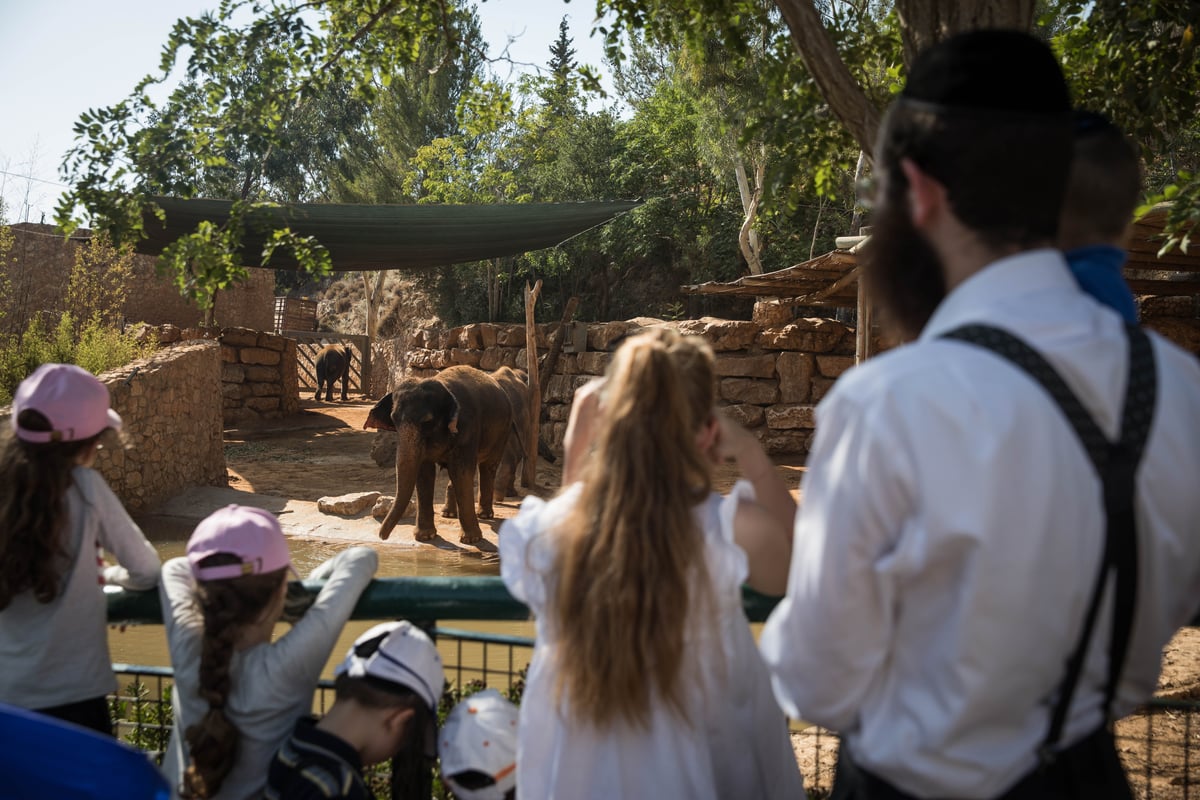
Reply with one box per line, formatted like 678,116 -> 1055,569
1047,1 -> 1200,250
55,0 -> 1200,328
65,233 -> 135,337
57,0 -> 472,312
0,313 -> 154,406
109,681 -> 174,762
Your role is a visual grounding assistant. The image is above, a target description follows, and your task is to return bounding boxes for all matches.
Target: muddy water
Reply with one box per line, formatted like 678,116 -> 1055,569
110,519 -> 533,683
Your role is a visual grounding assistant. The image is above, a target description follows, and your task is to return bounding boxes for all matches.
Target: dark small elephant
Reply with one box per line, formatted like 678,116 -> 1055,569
364,365 -> 513,545
315,344 -> 351,402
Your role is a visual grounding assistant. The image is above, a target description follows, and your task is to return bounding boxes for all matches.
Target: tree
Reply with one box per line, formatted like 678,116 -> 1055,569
57,0 -> 468,320
58,0 -> 1200,316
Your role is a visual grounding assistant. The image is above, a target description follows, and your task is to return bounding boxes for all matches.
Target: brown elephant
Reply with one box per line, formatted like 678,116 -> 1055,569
363,365 -> 513,545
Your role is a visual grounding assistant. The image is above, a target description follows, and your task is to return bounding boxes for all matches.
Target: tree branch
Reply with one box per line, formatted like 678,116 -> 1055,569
773,0 -> 880,155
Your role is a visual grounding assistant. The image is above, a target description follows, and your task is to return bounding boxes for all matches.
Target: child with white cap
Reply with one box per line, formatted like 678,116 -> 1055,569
440,689 -> 519,800
160,504 -> 378,799
265,619 -> 445,800
0,363 -> 160,735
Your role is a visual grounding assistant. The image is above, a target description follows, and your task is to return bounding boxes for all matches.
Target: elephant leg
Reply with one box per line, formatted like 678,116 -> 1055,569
478,460 -> 499,520
442,472 -> 459,518
339,365 -> 349,401
415,461 -> 438,541
450,460 -> 483,545
494,457 -> 516,501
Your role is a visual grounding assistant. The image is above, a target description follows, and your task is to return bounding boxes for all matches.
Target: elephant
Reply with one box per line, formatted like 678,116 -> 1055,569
363,365 -> 514,545
314,344 -> 351,402
491,366 -> 530,500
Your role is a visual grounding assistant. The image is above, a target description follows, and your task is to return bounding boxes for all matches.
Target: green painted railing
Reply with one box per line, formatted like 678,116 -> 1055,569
106,576 -> 784,624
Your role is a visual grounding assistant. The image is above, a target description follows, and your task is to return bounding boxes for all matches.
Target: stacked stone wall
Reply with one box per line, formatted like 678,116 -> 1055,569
0,341 -> 227,513
135,324 -> 299,424
386,316 -> 859,457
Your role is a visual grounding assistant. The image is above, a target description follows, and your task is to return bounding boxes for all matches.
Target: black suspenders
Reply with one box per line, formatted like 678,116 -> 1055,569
940,323 -> 1157,761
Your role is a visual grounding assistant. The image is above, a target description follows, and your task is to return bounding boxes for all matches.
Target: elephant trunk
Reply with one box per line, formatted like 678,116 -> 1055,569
379,425 -> 420,540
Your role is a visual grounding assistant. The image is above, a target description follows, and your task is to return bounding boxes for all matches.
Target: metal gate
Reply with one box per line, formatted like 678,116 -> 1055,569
284,331 -> 371,397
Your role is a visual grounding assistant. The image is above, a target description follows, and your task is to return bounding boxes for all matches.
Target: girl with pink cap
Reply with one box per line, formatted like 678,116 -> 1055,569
0,363 -> 160,735
160,504 -> 378,800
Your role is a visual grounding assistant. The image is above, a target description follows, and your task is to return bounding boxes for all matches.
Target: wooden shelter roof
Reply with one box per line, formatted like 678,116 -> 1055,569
682,204 -> 1200,306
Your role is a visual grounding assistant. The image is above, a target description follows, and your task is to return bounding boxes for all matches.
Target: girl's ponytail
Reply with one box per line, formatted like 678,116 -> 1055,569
552,328 -> 717,729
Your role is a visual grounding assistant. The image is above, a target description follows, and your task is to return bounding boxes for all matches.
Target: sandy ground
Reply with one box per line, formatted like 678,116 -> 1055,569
213,399 -> 1198,795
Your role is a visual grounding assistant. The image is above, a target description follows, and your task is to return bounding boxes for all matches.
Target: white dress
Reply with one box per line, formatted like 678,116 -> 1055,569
499,481 -> 804,800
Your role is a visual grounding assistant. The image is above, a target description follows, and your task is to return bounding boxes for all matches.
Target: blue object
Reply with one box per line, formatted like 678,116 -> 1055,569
0,703 -> 169,799
1066,244 -> 1139,324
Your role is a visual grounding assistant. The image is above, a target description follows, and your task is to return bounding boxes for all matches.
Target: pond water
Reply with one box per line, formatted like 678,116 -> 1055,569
110,517 -> 533,682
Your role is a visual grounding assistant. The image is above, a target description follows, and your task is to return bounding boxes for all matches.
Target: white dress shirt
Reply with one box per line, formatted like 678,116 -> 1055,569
760,249 -> 1200,798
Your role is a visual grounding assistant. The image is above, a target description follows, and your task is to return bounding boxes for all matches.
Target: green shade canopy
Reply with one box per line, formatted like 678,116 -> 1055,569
138,196 -> 642,271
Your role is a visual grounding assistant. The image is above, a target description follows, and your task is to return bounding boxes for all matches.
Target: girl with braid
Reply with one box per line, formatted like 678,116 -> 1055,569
499,328 -> 804,799
0,363 -> 160,735
160,505 -> 377,799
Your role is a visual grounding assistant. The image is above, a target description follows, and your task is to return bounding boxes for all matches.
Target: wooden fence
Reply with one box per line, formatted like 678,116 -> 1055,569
285,331 -> 371,397
274,297 -> 318,333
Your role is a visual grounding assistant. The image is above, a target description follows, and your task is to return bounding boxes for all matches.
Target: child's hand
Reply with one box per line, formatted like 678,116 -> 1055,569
562,378 -> 606,484
712,412 -> 761,466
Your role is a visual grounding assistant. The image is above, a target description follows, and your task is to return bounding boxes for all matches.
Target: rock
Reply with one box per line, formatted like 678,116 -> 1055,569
766,404 -> 817,429
777,352 -> 813,403
318,491 -> 382,516
372,495 -> 410,520
714,353 -> 777,379
816,355 -> 855,378
371,431 -> 398,467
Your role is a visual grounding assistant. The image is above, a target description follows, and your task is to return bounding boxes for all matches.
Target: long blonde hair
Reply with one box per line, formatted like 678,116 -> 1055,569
550,327 -> 716,729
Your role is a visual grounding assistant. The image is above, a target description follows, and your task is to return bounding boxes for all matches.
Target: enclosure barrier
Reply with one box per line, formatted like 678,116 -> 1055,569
106,577 -> 1198,799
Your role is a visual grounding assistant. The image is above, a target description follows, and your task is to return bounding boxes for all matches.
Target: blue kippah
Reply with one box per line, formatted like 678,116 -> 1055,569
902,29 -> 1071,115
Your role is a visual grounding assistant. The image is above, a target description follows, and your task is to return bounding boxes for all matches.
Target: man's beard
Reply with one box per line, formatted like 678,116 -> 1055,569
860,193 -> 947,343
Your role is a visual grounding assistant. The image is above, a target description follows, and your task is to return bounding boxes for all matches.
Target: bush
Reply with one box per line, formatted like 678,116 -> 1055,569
0,313 -> 154,405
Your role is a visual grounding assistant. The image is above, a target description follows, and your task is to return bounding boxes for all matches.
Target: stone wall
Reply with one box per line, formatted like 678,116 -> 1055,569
136,324 -> 299,424
0,341 -> 227,513
390,316 -> 858,457
1140,295 -> 1200,356
3,223 -> 274,332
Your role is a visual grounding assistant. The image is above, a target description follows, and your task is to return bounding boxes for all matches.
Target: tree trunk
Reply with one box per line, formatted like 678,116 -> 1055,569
773,0 -> 882,154
522,280 -> 543,489
540,296 -> 580,402
735,159 -> 765,275
895,0 -> 1037,68
362,270 -> 388,341
772,0 -> 1037,157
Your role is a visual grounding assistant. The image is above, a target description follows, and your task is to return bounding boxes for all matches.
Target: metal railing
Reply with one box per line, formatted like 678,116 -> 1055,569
106,577 -> 1198,799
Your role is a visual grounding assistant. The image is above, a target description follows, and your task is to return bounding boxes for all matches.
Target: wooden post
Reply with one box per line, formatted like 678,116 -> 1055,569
854,273 -> 873,365
523,280 -> 543,488
540,296 -> 580,401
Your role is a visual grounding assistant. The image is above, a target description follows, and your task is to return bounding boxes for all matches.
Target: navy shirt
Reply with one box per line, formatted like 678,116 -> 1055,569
265,716 -> 371,800
1065,244 -> 1138,323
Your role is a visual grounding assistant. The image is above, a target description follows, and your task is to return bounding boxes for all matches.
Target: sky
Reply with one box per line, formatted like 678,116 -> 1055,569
0,0 -> 614,225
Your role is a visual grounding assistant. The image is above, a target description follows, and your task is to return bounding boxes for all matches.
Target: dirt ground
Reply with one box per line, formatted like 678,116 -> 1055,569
222,399 -> 1198,795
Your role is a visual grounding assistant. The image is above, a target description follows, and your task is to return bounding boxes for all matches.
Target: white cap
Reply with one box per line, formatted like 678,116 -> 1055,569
439,689 -> 519,800
335,621 -> 444,711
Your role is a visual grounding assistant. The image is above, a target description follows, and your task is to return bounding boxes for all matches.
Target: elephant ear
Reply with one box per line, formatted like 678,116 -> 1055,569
364,393 -> 395,431
444,387 -> 461,434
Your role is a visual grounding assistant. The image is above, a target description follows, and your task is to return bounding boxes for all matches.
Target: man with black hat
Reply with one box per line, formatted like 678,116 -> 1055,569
760,29 -> 1200,800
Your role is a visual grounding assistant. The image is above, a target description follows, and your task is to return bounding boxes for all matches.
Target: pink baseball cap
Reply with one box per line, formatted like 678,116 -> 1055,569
12,363 -> 123,444
186,505 -> 295,581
